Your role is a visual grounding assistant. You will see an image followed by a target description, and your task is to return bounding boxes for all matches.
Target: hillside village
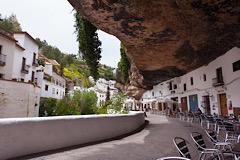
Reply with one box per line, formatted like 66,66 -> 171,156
0,25 -> 119,118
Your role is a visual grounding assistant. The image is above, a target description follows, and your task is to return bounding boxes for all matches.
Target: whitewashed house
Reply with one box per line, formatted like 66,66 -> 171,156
0,28 -> 40,118
73,78 -> 118,106
36,54 -> 66,100
141,47 -> 240,116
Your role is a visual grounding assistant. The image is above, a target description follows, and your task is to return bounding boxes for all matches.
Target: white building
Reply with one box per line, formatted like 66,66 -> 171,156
0,28 -> 40,118
140,47 -> 240,116
73,78 -> 118,106
36,54 -> 66,100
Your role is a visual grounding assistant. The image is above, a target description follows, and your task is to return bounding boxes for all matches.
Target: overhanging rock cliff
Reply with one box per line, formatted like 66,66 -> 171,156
68,0 -> 240,99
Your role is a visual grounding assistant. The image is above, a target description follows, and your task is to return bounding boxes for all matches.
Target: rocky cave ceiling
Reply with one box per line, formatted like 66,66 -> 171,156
68,0 -> 240,99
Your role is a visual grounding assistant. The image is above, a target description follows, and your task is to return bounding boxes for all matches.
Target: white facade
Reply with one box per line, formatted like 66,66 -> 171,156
141,47 -> 240,116
36,56 -> 66,100
0,28 -> 40,117
0,31 -> 39,83
73,78 -> 118,105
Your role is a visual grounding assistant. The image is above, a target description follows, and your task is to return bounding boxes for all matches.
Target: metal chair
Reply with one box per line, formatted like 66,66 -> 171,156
205,129 -> 232,152
156,157 -> 191,160
173,137 -> 192,159
223,122 -> 238,143
191,132 -> 224,160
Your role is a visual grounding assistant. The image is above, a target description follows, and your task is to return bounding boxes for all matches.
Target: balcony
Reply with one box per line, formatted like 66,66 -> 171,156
0,54 -> 6,66
21,65 -> 30,74
212,77 -> 224,87
32,59 -> 39,67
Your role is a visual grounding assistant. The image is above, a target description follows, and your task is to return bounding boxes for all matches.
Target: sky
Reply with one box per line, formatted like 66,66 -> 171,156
0,0 -> 120,68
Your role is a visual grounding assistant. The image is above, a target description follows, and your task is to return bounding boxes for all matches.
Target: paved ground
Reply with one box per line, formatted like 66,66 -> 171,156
20,114 -> 211,160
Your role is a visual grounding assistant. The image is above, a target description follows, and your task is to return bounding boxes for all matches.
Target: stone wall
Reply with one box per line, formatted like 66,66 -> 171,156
0,112 -> 145,159
0,79 -> 40,118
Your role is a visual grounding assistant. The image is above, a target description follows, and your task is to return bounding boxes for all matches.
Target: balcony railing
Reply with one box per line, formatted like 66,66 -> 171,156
21,65 -> 30,74
0,54 -> 6,66
212,77 -> 224,87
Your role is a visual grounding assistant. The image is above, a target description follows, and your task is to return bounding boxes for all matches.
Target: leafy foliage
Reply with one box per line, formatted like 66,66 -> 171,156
105,86 -> 110,102
74,12 -> 102,80
106,94 -> 129,114
39,90 -> 97,116
98,64 -> 115,80
73,90 -> 98,115
118,43 -> 130,83
0,14 -> 22,32
39,98 -> 57,117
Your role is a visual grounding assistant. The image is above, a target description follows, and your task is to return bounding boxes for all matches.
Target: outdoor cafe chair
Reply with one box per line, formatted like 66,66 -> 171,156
223,122 -> 239,143
191,132 -> 225,160
156,157 -> 191,160
205,129 -> 232,152
173,137 -> 192,159
173,137 -> 222,160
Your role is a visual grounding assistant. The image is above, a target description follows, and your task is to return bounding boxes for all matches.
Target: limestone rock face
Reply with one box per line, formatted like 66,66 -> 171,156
68,0 -> 240,99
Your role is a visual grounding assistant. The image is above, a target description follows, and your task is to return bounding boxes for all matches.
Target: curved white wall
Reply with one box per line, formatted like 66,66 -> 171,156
0,112 -> 145,160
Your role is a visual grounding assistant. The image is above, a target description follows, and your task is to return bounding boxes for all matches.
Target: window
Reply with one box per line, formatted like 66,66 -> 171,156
45,85 -> 49,91
216,67 -> 223,83
21,78 -> 24,82
190,77 -> 193,85
57,89 -> 58,95
152,92 -> 154,97
203,74 -> 207,81
0,73 -> 4,79
0,45 -> 2,54
173,84 -> 177,89
183,83 -> 187,91
31,71 -> 35,82
233,60 -> 240,72
169,82 -> 173,90
33,53 -> 36,64
21,57 -> 26,70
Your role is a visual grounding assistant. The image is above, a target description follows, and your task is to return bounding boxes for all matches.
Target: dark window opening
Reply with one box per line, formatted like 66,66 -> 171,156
183,83 -> 187,91
152,92 -> 154,97
33,53 -> 36,64
21,57 -> 26,70
190,77 -> 194,85
0,45 -> 2,54
21,78 -> 24,82
216,67 -> 223,83
173,84 -> 177,89
203,74 -> 207,81
233,60 -> 240,72
169,82 -> 173,90
31,71 -> 35,82
0,73 -> 4,79
45,85 -> 49,91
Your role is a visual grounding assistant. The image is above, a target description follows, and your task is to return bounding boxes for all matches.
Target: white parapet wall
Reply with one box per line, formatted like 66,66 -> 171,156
0,112 -> 145,160
0,79 -> 40,118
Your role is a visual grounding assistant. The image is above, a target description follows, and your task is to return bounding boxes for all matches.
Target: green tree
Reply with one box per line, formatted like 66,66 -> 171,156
106,94 -> 129,114
72,90 -> 98,115
105,86 -> 110,102
0,14 -> 22,32
98,64 -> 115,80
39,98 -> 57,117
74,12 -> 102,80
118,43 -> 130,83
54,96 -> 80,116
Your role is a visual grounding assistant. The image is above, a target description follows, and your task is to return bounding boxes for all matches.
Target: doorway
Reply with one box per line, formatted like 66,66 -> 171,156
219,93 -> 228,116
189,94 -> 198,112
181,97 -> 188,112
203,96 -> 211,115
